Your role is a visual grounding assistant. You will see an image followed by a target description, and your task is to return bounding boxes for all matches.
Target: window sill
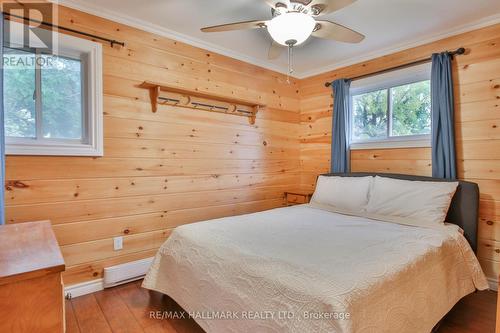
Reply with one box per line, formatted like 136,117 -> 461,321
6,141 -> 103,157
350,138 -> 430,150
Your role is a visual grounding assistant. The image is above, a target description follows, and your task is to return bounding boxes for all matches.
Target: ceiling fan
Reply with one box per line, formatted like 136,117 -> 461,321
201,0 -> 365,78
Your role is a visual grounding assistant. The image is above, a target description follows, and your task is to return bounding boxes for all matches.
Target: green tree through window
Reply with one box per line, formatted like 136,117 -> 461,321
41,55 -> 83,140
3,47 -> 83,141
3,48 -> 36,138
352,89 -> 388,140
391,81 -> 431,136
351,80 -> 431,142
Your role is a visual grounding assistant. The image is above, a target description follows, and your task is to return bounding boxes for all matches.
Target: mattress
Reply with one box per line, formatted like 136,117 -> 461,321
142,204 -> 488,333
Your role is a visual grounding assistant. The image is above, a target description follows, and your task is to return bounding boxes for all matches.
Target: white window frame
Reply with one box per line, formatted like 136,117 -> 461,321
4,21 -> 103,156
349,63 -> 431,150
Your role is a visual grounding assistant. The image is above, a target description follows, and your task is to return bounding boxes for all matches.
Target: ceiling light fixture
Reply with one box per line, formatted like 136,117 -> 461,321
267,12 -> 316,82
266,12 -> 316,47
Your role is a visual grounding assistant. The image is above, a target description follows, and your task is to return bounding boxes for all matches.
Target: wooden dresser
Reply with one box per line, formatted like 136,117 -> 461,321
0,221 -> 65,333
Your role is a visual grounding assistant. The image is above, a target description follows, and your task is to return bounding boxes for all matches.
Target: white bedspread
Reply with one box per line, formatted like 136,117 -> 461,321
143,205 -> 488,333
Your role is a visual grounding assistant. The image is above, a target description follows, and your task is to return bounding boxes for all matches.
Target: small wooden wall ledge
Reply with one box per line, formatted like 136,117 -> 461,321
139,81 -> 265,125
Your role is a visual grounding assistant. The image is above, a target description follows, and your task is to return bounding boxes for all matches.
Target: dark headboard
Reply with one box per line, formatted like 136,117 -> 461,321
321,172 -> 480,252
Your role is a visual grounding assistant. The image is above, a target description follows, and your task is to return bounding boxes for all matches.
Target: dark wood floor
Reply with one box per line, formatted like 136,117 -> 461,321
66,280 -> 497,333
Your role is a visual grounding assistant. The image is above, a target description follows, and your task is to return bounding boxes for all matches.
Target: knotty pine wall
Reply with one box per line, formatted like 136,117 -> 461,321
299,23 -> 500,283
4,4 -> 301,285
3,2 -> 499,287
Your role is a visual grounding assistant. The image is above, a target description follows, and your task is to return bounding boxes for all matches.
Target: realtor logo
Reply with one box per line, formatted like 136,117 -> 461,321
2,1 -> 58,54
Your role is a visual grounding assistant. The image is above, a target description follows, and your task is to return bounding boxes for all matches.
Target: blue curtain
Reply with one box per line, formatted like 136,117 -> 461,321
0,13 -> 4,225
431,52 -> 457,180
331,79 -> 352,173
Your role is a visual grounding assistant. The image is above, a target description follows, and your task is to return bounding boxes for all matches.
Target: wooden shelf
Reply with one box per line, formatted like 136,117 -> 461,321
139,81 -> 265,125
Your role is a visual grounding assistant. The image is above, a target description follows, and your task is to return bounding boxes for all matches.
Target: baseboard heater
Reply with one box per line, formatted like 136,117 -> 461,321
103,257 -> 154,288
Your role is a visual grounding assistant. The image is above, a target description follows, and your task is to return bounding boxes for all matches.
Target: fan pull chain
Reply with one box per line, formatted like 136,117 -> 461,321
287,44 -> 294,84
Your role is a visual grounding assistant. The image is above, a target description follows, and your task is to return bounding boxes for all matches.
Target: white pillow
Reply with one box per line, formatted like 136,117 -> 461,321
310,176 -> 373,213
365,176 -> 459,226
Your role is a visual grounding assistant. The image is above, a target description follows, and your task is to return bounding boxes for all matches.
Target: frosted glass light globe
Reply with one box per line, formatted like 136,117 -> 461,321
267,12 -> 316,46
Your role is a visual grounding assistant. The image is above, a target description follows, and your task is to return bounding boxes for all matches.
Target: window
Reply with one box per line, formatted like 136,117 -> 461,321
350,63 -> 431,149
4,21 -> 103,156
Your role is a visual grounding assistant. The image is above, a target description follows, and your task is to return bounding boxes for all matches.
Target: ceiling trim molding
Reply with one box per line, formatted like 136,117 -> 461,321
299,12 -> 500,78
53,0 -> 500,79
51,0 -> 292,76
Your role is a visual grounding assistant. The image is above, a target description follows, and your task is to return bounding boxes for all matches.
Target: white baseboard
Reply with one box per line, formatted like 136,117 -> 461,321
65,279 -> 104,299
487,278 -> 498,291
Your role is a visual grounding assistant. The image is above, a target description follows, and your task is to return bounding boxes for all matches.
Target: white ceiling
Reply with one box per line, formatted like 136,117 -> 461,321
59,0 -> 500,78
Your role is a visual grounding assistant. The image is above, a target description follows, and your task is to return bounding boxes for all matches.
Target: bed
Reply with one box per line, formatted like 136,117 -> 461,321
143,173 -> 488,333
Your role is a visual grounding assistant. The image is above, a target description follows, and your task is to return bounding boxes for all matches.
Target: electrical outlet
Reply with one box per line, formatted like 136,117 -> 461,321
113,236 -> 123,250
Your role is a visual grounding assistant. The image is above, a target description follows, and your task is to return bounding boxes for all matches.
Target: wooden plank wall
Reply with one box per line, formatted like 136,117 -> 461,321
4,4 -> 302,285
3,1 -> 499,287
299,23 -> 500,283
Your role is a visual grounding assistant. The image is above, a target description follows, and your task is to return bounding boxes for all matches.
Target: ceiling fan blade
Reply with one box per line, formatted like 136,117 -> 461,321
268,41 -> 284,60
308,0 -> 357,16
201,20 -> 268,33
312,20 -> 364,43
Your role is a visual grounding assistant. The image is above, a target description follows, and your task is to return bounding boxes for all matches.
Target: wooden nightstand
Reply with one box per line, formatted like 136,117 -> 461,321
285,190 -> 314,206
0,221 -> 65,333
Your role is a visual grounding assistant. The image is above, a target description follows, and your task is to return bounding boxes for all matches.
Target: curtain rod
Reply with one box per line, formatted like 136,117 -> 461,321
324,47 -> 465,88
2,12 -> 125,47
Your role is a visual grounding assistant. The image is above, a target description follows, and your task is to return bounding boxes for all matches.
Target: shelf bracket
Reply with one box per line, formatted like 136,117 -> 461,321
148,85 -> 161,113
